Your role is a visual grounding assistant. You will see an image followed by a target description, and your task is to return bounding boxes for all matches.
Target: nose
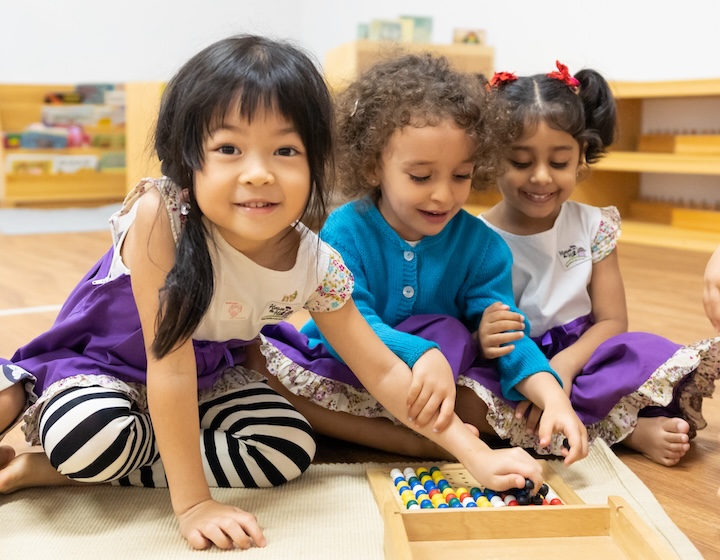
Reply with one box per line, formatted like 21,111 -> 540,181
239,154 -> 274,186
430,181 -> 453,204
530,164 -> 552,185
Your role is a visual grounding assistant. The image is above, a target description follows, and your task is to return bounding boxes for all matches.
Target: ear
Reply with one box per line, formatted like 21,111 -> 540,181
365,169 -> 380,187
576,153 -> 590,182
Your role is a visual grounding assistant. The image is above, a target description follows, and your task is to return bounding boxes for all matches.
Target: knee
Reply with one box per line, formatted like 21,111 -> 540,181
39,390 -> 146,482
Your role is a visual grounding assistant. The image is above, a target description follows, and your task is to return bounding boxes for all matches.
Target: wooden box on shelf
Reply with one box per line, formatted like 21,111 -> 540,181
638,134 -> 720,155
324,40 -> 494,93
367,462 -> 678,559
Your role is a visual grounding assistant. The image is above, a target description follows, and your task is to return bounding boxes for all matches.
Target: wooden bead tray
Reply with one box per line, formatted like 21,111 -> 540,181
366,461 -> 678,559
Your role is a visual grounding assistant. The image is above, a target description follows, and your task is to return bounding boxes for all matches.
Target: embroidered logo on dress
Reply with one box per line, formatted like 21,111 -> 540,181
260,301 -> 301,322
223,301 -> 248,320
557,244 -> 591,269
282,290 -> 298,302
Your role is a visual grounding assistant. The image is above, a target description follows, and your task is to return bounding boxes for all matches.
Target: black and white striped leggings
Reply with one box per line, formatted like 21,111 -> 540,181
37,381 -> 316,488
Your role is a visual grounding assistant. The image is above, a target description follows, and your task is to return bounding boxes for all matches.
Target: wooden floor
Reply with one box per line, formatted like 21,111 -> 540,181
1,228 -> 719,558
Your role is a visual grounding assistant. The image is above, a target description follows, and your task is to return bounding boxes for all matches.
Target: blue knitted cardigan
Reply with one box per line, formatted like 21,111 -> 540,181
301,198 -> 558,400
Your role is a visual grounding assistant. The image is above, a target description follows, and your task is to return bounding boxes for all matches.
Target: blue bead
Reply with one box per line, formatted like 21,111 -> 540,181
423,480 -> 437,491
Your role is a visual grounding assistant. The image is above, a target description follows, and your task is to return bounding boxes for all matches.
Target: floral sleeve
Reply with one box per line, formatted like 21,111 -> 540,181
304,247 -> 355,313
591,205 -> 621,263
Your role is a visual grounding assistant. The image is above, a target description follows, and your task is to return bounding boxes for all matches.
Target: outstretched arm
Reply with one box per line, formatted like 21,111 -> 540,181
704,246 -> 720,332
125,191 -> 264,551
312,300 -> 544,493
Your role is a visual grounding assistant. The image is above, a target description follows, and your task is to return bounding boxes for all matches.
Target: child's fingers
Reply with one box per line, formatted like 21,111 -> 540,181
483,345 -> 515,359
408,390 -> 436,426
432,398 -> 455,433
486,317 -> 525,333
525,406 -> 542,434
485,301 -> 508,313
406,378 -> 423,412
514,400 -> 531,420
562,424 -> 589,465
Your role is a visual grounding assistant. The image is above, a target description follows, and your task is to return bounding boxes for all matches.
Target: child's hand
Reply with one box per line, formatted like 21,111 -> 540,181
704,247 -> 720,331
536,395 -> 588,466
463,446 -> 544,495
177,498 -> 266,550
407,348 -> 456,432
514,399 -> 544,434
478,302 -> 525,358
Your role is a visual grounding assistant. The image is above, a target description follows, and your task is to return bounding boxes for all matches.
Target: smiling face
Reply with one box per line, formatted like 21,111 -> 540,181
193,104 -> 311,260
375,120 -> 475,242
495,120 -> 582,234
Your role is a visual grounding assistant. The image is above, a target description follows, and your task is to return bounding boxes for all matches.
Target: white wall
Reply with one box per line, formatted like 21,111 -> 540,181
1,0 -> 718,83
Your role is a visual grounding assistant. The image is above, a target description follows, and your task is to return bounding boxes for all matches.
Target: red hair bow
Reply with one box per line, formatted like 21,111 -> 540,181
547,61 -> 579,88
487,71 -> 518,90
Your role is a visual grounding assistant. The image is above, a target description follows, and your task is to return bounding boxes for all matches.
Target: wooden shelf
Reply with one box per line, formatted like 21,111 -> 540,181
610,78 -> 720,99
581,78 -> 720,236
596,151 -> 720,175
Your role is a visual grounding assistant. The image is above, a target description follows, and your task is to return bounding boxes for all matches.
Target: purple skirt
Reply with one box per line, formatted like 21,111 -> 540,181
1,248 -> 253,400
260,314 -> 720,454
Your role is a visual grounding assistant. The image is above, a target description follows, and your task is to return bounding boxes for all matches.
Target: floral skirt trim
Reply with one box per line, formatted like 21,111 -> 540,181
20,365 -> 266,446
260,334 -> 720,457
259,334 -> 398,423
464,337 -> 719,456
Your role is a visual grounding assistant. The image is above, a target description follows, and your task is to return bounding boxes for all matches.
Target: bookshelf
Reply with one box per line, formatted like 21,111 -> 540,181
0,83 -> 161,207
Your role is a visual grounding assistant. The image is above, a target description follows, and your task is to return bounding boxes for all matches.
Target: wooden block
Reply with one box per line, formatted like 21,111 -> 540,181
367,462 -> 679,559
672,208 -> 720,233
628,200 -> 674,224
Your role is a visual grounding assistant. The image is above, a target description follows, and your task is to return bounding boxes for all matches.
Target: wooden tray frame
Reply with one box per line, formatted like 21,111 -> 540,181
367,462 -> 679,559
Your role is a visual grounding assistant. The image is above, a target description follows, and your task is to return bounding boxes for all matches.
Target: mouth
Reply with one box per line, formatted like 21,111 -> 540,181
418,209 -> 451,225
522,191 -> 555,202
237,201 -> 278,208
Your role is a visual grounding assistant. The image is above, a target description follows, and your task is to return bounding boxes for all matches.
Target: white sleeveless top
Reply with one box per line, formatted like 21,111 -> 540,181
479,201 -> 620,337
109,177 -> 353,342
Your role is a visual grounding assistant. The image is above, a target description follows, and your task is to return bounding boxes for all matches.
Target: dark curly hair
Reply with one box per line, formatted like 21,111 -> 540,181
334,51 -> 509,203
488,67 -> 616,165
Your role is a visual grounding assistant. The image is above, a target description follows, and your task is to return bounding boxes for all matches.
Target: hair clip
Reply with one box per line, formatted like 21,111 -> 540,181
486,71 -> 518,90
547,61 -> 580,89
350,98 -> 359,117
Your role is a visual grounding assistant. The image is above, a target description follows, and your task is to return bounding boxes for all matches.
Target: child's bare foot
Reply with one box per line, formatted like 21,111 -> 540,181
623,417 -> 690,466
0,445 -> 81,493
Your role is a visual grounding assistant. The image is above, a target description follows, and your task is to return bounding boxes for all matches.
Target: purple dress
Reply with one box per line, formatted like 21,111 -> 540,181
1,178 -> 354,445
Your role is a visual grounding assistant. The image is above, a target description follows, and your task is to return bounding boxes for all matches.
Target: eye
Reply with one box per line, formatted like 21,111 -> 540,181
217,145 -> 239,155
510,160 -> 531,170
454,173 -> 472,181
276,146 -> 300,157
409,174 -> 430,183
550,161 -> 570,169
